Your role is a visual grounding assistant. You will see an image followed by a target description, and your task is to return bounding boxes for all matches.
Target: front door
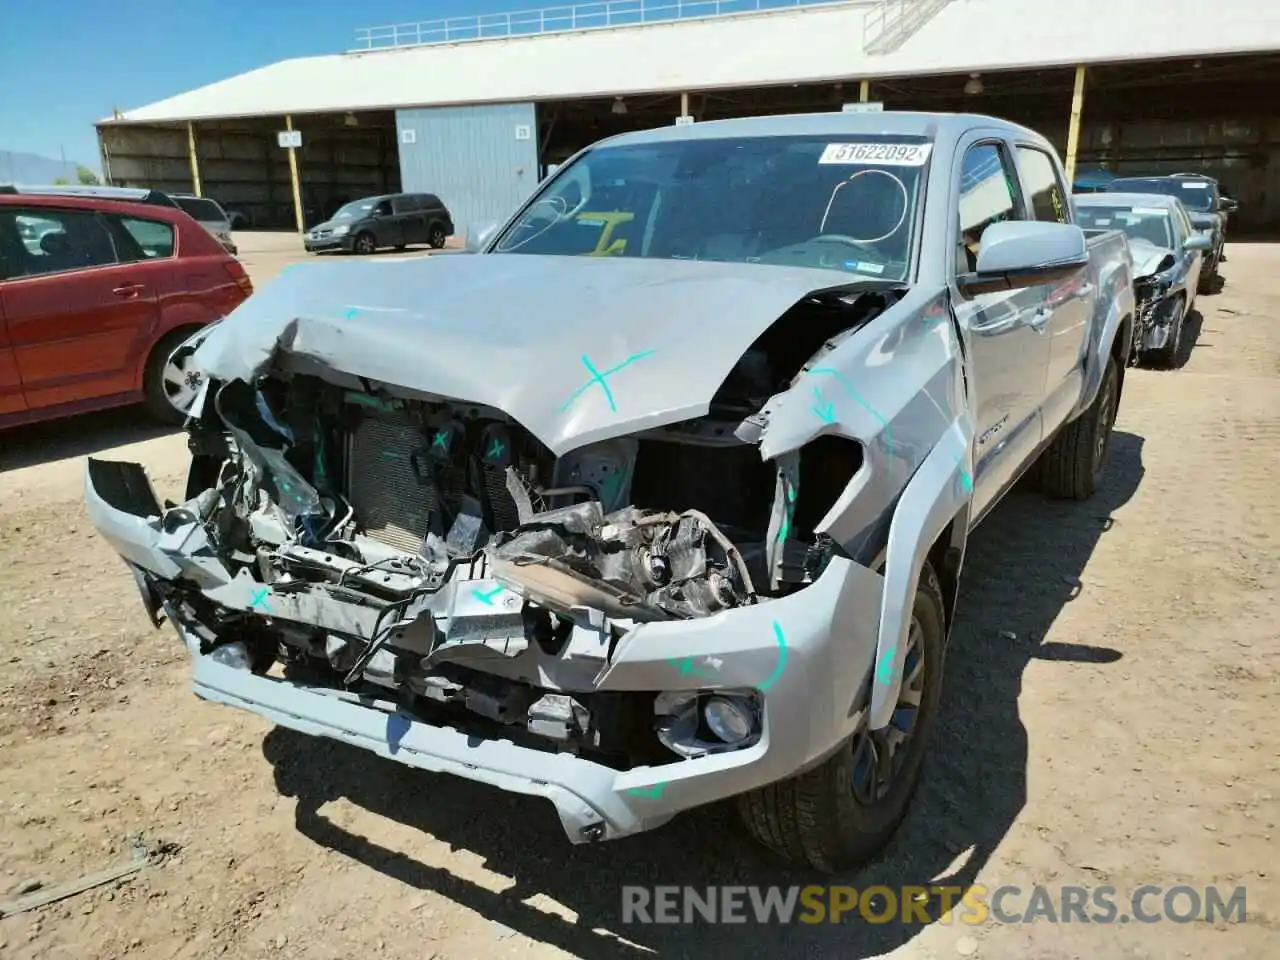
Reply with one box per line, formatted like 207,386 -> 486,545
1,206 -> 160,410
949,140 -> 1052,521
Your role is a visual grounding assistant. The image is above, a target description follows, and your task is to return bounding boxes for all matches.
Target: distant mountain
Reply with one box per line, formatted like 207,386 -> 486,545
0,150 -> 101,185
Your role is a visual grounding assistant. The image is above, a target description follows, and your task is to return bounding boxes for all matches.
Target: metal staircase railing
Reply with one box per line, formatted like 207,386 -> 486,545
354,0 -> 876,50
862,0 -> 952,55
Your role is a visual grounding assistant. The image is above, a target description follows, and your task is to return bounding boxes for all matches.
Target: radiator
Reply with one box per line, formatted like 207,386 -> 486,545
347,409 -> 436,553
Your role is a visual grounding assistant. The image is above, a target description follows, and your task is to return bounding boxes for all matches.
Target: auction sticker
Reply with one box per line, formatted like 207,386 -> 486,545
819,142 -> 933,166
1131,207 -> 1170,215
1180,182 -> 1209,189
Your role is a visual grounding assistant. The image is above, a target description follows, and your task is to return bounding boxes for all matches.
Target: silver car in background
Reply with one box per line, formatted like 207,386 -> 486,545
1075,192 -> 1211,368
172,194 -> 238,256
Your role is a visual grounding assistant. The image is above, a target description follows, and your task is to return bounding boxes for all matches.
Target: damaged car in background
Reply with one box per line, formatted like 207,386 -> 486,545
86,113 -> 1135,872
1106,174 -> 1226,293
1075,192 -> 1211,368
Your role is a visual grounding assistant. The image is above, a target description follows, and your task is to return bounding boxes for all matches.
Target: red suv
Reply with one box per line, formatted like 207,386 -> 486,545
0,186 -> 252,428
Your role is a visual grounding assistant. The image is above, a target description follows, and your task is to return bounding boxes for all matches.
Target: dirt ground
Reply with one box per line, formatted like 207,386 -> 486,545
1,243 -> 1277,960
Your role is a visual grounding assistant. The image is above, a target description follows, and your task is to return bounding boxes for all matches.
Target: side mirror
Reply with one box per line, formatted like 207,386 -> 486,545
1184,234 -> 1213,252
465,220 -> 499,253
959,220 -> 1089,296
1219,198 -> 1238,214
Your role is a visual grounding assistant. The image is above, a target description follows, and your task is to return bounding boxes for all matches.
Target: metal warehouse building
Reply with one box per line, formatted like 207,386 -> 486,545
97,0 -> 1280,237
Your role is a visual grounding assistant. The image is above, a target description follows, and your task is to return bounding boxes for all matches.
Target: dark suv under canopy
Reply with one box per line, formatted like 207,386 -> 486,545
304,192 -> 454,255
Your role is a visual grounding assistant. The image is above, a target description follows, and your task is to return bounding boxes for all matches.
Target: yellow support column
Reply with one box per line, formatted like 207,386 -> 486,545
859,79 -> 871,103
285,114 -> 305,234
1064,65 -> 1087,187
186,122 -> 202,197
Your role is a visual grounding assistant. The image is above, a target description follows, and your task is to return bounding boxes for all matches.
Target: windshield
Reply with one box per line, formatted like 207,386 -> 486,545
175,197 -> 227,222
333,200 -> 378,221
1077,204 -> 1174,248
492,134 -> 932,281
1109,178 -> 1215,212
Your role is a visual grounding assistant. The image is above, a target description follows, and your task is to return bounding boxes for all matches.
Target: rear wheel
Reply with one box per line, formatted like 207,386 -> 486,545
353,232 -> 376,255
1038,355 -> 1120,500
737,562 -> 946,873
428,224 -> 447,249
143,330 -> 203,424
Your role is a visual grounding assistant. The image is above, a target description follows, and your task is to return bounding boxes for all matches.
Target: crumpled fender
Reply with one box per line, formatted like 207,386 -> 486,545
868,414 -> 973,730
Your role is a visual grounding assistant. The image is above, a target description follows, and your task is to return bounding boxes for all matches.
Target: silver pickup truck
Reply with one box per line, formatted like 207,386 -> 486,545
85,112 -> 1134,873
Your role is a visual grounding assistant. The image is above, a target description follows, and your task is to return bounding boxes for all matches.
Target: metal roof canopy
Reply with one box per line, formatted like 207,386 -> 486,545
101,0 -> 1280,126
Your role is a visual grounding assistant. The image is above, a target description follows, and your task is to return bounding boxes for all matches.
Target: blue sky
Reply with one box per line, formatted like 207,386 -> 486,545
0,0 -> 525,168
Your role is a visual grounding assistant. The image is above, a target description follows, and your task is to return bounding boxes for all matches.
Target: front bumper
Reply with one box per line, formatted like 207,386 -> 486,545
304,235 -> 353,253
1135,290 -> 1183,352
85,458 -> 885,843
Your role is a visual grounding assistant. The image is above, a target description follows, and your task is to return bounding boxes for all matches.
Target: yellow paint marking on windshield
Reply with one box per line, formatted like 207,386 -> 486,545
575,211 -> 634,256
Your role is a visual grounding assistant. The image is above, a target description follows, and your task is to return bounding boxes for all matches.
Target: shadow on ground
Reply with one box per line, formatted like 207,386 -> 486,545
0,405 -> 175,474
263,431 -> 1147,959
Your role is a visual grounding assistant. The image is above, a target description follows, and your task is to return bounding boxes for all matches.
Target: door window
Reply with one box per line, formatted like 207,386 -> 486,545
956,143 -> 1022,273
113,216 -> 176,260
1015,146 -> 1070,224
2,209 -> 119,278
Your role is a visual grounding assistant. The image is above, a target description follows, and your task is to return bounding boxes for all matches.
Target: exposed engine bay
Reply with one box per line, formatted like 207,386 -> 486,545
119,283 -> 901,769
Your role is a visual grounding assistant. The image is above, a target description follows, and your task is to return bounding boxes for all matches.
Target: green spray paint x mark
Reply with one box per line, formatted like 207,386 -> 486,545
432,429 -> 450,451
471,585 -> 504,606
248,587 -> 271,612
486,438 -> 505,460
560,350 -> 656,414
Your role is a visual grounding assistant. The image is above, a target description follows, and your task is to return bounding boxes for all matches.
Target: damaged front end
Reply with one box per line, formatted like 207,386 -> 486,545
1131,266 -> 1179,356
85,278 -> 912,842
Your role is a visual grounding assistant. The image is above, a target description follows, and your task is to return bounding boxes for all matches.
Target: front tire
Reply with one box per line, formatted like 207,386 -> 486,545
428,224 -> 447,249
352,232 -> 376,255
1038,355 -> 1120,500
738,562 -> 946,873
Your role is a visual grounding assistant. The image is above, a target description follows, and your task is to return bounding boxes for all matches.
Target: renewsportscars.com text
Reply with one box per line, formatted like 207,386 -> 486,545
620,884 -> 1247,926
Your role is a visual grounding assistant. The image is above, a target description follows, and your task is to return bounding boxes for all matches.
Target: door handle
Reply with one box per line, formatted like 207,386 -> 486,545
112,283 -> 143,297
1029,307 -> 1053,332
1075,283 -> 1095,299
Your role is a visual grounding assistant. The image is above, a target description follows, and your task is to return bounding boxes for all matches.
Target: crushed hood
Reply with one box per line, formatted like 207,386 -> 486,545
193,254 -> 864,456
1127,239 -> 1176,279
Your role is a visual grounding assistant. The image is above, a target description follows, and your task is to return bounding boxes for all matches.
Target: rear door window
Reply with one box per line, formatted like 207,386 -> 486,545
1015,146 -> 1070,224
113,216 -> 176,260
2,208 -> 119,278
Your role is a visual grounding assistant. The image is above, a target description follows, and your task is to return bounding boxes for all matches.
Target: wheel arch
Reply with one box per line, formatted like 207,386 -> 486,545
868,416 -> 973,731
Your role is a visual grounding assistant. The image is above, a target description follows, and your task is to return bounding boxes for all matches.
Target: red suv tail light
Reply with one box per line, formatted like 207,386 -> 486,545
223,259 -> 253,296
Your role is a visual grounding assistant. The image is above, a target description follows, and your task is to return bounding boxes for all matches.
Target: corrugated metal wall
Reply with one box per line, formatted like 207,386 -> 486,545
396,103 -> 539,239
